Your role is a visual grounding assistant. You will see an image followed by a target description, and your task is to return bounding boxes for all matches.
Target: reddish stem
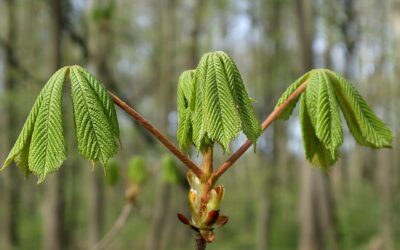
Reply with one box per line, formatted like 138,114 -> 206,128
109,91 -> 204,179
210,81 -> 308,184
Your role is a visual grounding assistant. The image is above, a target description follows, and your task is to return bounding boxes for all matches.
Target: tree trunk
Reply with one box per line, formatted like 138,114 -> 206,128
42,1 -> 66,250
3,0 -> 20,249
295,1 -> 340,249
148,1 -> 176,249
255,1 -> 286,249
86,0 -> 116,245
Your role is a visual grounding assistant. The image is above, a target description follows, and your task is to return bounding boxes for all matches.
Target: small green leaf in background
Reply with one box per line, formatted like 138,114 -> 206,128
1,67 -> 69,182
69,65 -> 119,166
275,68 -> 393,169
180,51 -> 261,152
161,154 -> 180,184
128,156 -> 148,184
105,159 -> 120,186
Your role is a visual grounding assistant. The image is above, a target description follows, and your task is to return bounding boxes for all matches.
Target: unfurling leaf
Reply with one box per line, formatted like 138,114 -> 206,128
1,67 -> 69,182
178,51 -> 261,152
177,70 -> 195,152
69,65 -> 119,165
1,65 -> 120,182
326,70 -> 392,148
276,69 -> 393,169
275,72 -> 309,120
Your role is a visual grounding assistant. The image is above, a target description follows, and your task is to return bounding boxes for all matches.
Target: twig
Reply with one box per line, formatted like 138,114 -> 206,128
109,91 -> 204,179
195,233 -> 207,250
210,81 -> 308,184
92,202 -> 134,250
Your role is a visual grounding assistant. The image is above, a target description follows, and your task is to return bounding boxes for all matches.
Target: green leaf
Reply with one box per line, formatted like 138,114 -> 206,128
128,156 -> 148,184
300,94 -> 338,169
190,51 -> 261,152
327,70 -> 393,148
1,67 -> 69,180
305,70 -> 343,157
161,154 -> 180,184
29,67 -> 68,182
274,72 -> 309,120
277,68 -> 392,169
69,65 -> 119,165
177,70 -> 195,152
220,52 -> 262,145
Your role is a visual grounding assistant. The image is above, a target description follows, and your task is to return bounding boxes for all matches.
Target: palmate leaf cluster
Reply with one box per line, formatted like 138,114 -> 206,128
177,51 -> 262,152
276,69 -> 393,169
1,66 -> 120,183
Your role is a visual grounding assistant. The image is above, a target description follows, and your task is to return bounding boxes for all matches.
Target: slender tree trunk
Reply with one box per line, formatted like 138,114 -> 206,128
296,2 -> 318,249
86,0 -> 116,245
296,1 -> 340,249
3,0 -> 20,249
148,1 -> 176,249
256,1 -> 286,249
42,1 -> 66,250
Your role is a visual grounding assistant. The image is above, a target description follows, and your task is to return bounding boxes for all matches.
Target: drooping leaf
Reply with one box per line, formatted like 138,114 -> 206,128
305,70 -> 343,157
192,53 -> 209,150
275,72 -> 309,120
28,67 -> 68,182
177,70 -> 195,152
128,156 -> 148,184
300,94 -> 338,168
190,51 -> 261,152
327,70 -> 393,148
219,52 -> 262,145
274,68 -> 392,169
69,65 -> 119,165
1,67 -> 69,180
73,65 -> 119,138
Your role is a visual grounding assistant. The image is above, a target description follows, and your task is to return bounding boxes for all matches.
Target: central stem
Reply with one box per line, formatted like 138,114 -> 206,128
202,147 -> 213,179
200,147 -> 213,215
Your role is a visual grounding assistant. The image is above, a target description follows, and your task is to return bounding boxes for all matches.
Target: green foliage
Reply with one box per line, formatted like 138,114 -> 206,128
276,69 -> 393,169
177,70 -> 195,152
161,154 -> 180,184
177,51 -> 262,152
69,65 -> 119,165
91,1 -> 115,21
326,70 -> 392,148
1,67 -> 69,182
128,156 -> 148,184
1,66 -> 120,182
105,159 -> 120,186
275,72 -> 309,120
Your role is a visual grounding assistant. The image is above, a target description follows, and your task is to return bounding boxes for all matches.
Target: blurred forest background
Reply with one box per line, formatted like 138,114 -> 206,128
0,0 -> 399,249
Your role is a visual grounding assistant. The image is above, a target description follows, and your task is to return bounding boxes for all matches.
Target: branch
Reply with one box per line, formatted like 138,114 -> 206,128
210,81 -> 308,184
195,233 -> 207,250
91,202 -> 134,250
109,92 -> 204,179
